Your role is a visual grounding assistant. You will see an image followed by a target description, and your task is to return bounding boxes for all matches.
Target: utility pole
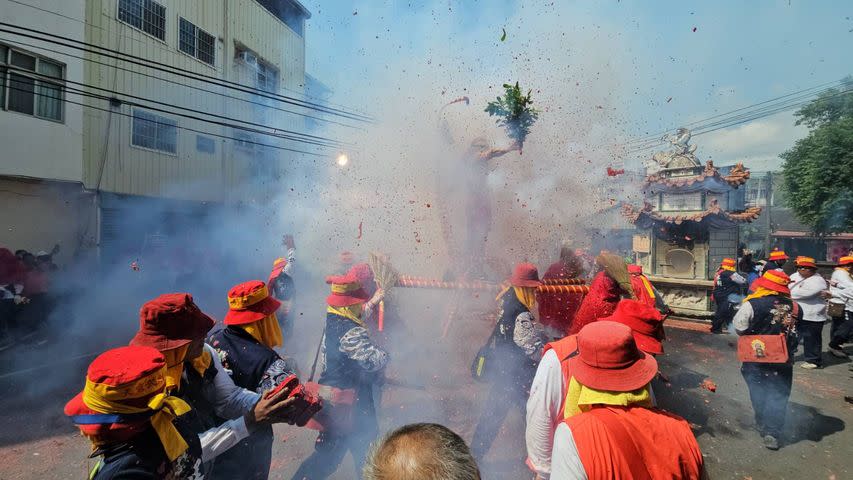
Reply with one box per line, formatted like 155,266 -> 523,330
764,171 -> 773,255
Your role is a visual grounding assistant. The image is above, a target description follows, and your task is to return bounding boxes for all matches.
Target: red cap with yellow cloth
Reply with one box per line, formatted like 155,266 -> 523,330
224,280 -> 282,325
268,257 -> 289,285
510,262 -> 542,288
751,270 -> 791,295
837,256 -> 853,267
627,264 -> 643,274
64,346 -> 193,461
131,293 -> 214,351
768,250 -> 789,262
326,273 -> 370,307
795,256 -> 817,269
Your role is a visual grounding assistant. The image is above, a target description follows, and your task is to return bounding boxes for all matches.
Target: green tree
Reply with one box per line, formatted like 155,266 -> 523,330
780,77 -> 853,234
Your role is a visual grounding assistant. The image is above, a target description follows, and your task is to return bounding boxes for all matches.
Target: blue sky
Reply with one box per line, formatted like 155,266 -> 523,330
301,0 -> 852,170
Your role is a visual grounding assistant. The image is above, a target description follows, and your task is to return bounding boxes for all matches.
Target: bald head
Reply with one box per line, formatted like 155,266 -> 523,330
363,423 -> 481,480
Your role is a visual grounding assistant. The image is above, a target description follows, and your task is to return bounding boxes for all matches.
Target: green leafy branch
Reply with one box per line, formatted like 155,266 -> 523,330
485,82 -> 539,149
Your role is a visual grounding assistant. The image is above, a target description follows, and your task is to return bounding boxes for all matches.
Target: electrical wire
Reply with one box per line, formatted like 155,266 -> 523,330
3,64 -> 351,149
0,36 -> 364,131
623,78 -> 849,147
0,23 -> 375,122
624,87 -> 853,155
2,82 -> 329,157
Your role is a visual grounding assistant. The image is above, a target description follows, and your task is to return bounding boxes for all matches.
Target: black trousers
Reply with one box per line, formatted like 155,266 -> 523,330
470,374 -> 531,461
829,310 -> 853,349
290,389 -> 378,480
741,362 -> 793,438
712,300 -> 735,332
798,321 -> 824,366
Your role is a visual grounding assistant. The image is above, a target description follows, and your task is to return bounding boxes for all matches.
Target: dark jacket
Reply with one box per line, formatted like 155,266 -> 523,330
91,413 -> 204,480
742,295 -> 802,355
207,327 -> 293,480
491,290 -> 538,389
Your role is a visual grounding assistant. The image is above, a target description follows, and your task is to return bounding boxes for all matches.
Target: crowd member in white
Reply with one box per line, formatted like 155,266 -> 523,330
827,256 -> 853,358
525,299 -> 664,480
789,256 -> 828,369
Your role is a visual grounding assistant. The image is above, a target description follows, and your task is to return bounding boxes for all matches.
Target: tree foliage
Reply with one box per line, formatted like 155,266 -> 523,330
485,82 -> 539,149
780,77 -> 853,233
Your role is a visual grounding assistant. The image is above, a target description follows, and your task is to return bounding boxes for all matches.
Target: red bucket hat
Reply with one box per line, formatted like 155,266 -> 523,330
752,270 -> 791,295
224,280 -> 282,325
326,273 -> 370,307
769,250 -> 789,262
600,300 -> 664,355
510,262 -> 542,288
268,257 -> 288,285
627,264 -> 643,274
65,345 -> 167,439
567,321 -> 659,392
130,293 -> 215,351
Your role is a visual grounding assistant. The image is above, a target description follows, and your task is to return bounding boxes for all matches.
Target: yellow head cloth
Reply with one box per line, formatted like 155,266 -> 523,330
514,286 -> 537,311
162,345 -> 189,392
81,365 -> 192,461
239,313 -> 283,348
495,286 -> 538,311
563,376 -> 653,419
720,265 -> 736,272
327,304 -> 365,327
743,286 -> 782,303
161,344 -> 212,392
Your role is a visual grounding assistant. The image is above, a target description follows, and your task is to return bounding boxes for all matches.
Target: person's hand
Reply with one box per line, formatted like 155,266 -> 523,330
821,290 -> 833,299
244,384 -> 297,430
283,234 -> 295,250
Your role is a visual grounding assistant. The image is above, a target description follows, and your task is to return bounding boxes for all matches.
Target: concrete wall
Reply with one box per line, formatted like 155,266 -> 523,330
708,227 -> 739,278
0,0 -> 85,182
0,177 -> 94,265
83,0 -> 307,201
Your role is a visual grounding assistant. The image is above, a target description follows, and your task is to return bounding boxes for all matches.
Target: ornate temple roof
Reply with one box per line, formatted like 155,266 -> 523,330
644,161 -> 751,189
622,199 -> 762,229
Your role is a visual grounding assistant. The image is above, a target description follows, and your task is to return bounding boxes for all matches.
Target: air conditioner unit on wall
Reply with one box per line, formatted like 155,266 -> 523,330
238,50 -> 257,67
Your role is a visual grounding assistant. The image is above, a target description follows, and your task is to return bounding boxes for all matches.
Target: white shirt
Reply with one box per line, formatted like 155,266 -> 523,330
830,268 -> 853,312
789,272 -> 828,322
550,423 -> 588,480
526,350 -> 565,480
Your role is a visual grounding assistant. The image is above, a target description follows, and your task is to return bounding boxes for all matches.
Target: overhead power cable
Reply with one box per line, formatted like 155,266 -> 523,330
0,36 -> 363,131
623,78 -> 848,147
3,83 -> 329,157
624,87 -> 853,155
0,23 -> 374,123
2,63 -> 350,149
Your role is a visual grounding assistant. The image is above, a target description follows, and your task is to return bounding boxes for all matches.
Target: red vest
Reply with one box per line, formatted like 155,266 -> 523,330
542,335 -> 578,414
565,406 -> 704,480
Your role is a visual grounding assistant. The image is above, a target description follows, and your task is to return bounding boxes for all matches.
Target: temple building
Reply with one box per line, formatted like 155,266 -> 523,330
623,129 -> 761,317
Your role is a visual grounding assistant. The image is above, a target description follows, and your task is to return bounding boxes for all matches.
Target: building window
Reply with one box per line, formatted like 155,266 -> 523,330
233,130 -> 259,153
178,18 -> 216,66
236,47 -> 278,92
196,135 -> 215,154
132,108 -> 177,154
0,44 -> 65,122
118,0 -> 166,41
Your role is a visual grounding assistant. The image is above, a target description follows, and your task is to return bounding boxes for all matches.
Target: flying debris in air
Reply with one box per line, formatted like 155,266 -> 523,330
606,167 -> 625,177
500,28 -> 507,41
357,221 -> 363,240
130,259 -> 140,271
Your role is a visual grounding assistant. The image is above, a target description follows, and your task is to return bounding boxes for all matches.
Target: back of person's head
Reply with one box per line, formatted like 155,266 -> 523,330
363,423 -> 481,480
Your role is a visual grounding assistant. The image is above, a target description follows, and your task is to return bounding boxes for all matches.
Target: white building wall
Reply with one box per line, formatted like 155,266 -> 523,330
0,0 -> 85,182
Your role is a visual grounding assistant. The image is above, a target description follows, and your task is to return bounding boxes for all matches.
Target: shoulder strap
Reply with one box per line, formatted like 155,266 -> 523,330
585,408 -> 653,480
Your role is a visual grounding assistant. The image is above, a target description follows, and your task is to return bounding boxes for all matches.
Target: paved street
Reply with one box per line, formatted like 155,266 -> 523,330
0,316 -> 850,479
